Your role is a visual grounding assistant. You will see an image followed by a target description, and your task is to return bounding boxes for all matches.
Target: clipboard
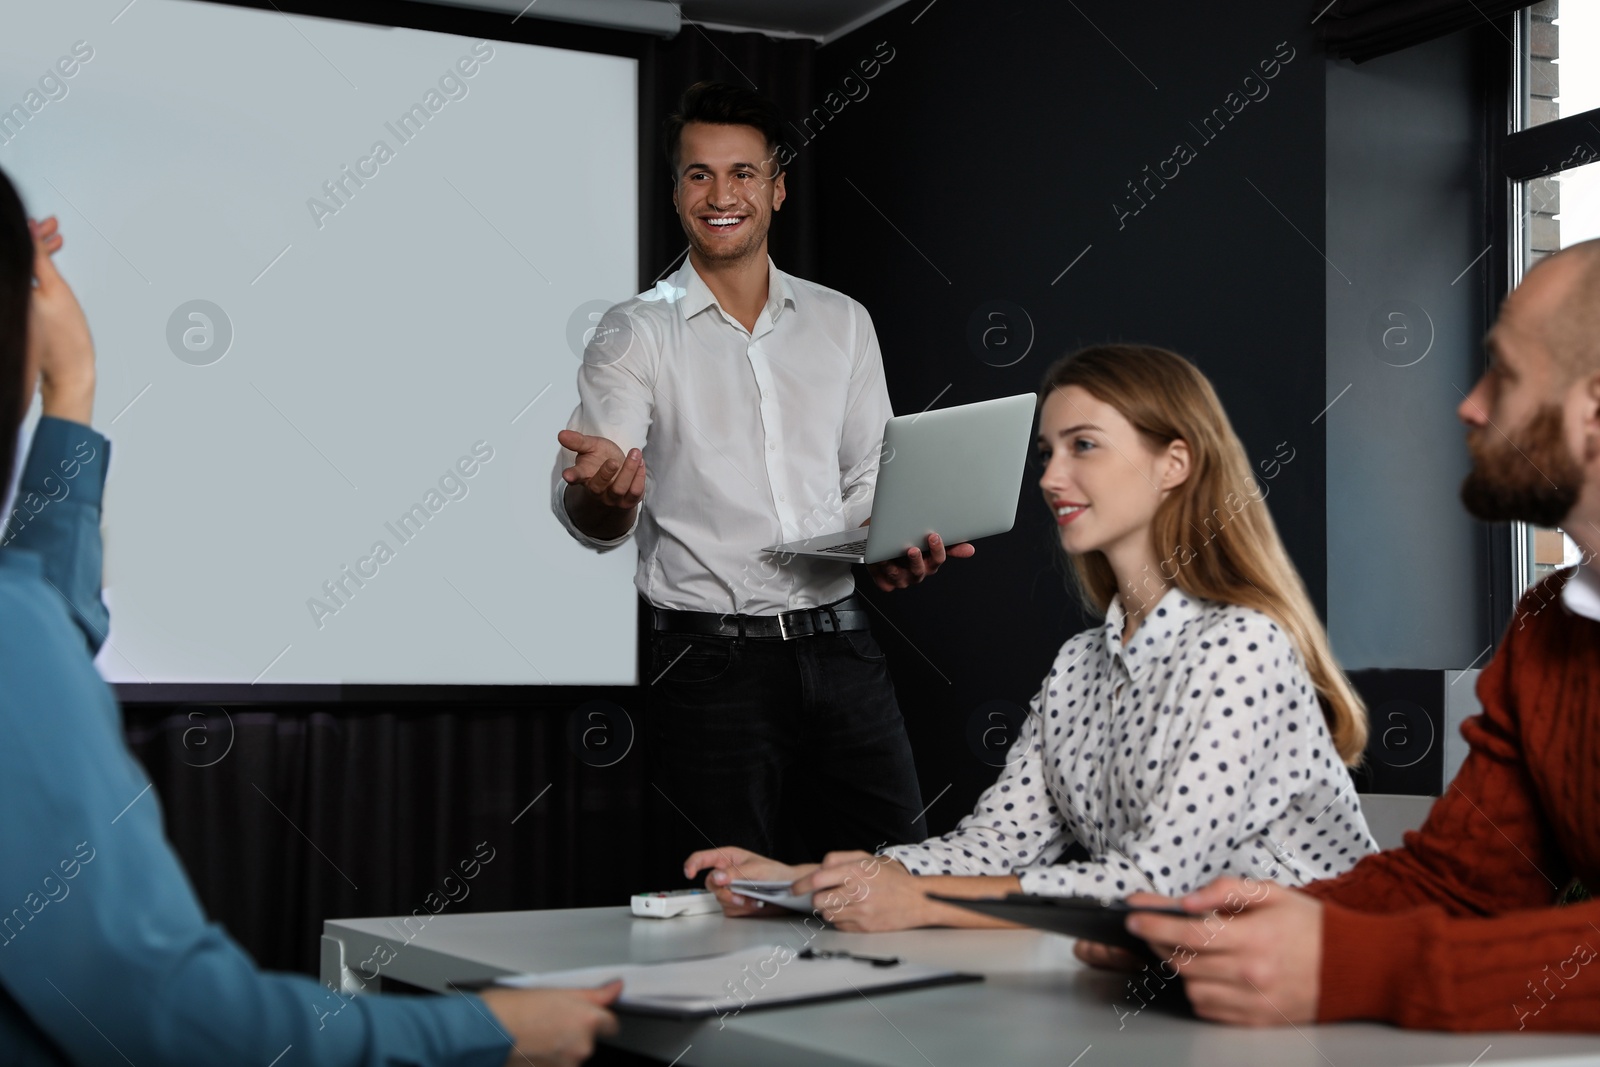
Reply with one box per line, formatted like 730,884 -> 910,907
455,943 -> 982,1021
927,893 -> 1196,954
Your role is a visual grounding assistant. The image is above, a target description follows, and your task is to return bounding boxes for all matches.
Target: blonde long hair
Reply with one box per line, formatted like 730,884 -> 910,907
1043,344 -> 1368,765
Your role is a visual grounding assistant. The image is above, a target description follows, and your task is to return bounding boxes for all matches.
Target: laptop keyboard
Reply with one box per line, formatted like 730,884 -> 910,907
817,538 -> 868,555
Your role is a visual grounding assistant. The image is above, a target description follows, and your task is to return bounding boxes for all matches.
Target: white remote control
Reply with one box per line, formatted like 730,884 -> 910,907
631,888 -> 722,919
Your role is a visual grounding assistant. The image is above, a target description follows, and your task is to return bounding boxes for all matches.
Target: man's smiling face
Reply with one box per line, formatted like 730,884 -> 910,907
672,121 -> 784,266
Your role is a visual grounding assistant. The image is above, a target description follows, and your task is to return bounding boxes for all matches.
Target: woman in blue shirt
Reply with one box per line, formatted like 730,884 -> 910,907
0,169 -> 616,1065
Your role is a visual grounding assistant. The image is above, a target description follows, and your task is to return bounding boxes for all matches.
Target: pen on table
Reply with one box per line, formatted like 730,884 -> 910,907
797,948 -> 900,968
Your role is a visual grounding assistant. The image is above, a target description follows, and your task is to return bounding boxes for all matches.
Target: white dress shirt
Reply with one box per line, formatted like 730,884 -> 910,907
882,587 -> 1378,897
1560,559 -> 1600,622
552,255 -> 893,615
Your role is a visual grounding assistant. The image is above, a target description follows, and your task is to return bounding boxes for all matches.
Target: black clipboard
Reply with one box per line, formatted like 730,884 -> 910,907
451,946 -> 983,1021
612,968 -> 983,1021
927,893 -> 1196,954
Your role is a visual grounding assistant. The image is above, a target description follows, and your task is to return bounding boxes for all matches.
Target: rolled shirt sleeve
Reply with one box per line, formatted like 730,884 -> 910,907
550,305 -> 655,552
880,689 -> 1077,879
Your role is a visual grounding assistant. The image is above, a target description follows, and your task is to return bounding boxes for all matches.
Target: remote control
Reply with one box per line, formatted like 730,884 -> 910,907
631,888 -> 722,919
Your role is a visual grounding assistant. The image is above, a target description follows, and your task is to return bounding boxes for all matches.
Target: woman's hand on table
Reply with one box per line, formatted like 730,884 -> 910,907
790,853 -> 928,932
683,846 -> 819,917
480,981 -> 621,1067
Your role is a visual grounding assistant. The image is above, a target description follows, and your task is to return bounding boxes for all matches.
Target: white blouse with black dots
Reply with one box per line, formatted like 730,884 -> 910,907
881,587 -> 1378,898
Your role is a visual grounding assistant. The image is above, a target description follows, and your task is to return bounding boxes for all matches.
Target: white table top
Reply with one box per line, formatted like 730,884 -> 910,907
321,906 -> 1600,1067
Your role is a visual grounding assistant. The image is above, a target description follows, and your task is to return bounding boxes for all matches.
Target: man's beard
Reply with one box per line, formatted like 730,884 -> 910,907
1460,403 -> 1583,527
686,216 -> 766,264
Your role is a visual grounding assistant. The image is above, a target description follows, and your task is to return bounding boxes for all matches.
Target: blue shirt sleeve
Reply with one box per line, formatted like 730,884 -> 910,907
0,423 -> 512,1067
1,416 -> 111,654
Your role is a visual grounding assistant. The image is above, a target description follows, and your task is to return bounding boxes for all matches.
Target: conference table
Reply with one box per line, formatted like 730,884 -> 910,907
320,906 -> 1600,1066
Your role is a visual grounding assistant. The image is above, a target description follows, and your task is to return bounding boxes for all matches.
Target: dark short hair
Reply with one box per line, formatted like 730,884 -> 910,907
662,81 -> 785,183
0,165 -> 29,494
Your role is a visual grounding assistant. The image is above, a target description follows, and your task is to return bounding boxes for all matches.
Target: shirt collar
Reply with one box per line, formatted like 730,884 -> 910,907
668,254 -> 794,327
1101,585 -> 1205,676
1561,561 -> 1600,622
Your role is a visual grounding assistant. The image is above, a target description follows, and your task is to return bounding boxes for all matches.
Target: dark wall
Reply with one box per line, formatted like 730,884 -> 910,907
810,0 -> 1331,830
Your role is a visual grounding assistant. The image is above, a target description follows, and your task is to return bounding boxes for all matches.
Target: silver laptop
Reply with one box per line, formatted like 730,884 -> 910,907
765,392 -> 1037,564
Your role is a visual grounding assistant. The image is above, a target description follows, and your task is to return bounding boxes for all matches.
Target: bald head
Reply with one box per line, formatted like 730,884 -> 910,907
1519,237 -> 1600,384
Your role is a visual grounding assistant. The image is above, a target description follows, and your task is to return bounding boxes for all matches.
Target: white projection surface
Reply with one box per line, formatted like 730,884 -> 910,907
1,0 -> 639,685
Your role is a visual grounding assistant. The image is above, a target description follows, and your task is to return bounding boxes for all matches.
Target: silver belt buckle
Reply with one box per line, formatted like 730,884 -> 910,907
778,610 -> 799,640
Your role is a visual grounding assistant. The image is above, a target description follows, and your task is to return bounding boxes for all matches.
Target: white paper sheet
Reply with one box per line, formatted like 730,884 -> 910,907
729,879 -> 815,912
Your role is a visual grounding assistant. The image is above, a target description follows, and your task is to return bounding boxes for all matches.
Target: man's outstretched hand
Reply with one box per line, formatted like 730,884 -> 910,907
558,429 -> 644,541
559,430 -> 645,508
867,531 -> 974,592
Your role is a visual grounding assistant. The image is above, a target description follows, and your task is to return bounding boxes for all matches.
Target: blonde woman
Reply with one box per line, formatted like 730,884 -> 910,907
686,344 -> 1377,931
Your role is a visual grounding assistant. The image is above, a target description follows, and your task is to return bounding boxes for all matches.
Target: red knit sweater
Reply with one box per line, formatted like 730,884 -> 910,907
1304,572 -> 1600,1031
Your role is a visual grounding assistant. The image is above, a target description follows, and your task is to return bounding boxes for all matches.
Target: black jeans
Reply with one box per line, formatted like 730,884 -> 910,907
643,624 -> 928,887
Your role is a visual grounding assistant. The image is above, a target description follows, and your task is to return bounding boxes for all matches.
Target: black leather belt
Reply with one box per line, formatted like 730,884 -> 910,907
651,596 -> 869,640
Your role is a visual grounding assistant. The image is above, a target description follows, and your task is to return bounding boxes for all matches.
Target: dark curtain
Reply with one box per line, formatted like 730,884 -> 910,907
125,698 -> 647,977
123,25 -> 820,980
1314,0 -> 1537,61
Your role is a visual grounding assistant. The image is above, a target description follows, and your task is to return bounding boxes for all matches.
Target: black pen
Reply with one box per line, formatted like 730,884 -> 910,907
797,947 -> 900,968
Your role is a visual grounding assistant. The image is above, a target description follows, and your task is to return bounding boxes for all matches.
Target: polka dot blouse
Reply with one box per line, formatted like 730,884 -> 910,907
882,587 -> 1378,897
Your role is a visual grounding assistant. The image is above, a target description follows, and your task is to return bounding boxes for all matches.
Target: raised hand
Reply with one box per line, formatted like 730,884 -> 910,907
26,215 -> 96,425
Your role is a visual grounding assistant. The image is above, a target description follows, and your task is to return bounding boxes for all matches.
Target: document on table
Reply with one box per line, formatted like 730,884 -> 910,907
480,943 -> 981,1020
728,879 -> 813,912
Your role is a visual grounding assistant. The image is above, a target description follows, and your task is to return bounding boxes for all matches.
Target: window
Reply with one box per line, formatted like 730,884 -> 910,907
1521,0 -> 1600,127
1507,0 -> 1600,590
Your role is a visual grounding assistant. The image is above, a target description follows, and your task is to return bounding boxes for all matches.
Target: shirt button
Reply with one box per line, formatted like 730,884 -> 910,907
779,493 -> 786,502
768,443 -> 776,451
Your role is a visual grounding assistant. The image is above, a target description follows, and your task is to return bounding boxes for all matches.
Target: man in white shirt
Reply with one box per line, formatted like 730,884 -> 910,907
551,82 -> 970,882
